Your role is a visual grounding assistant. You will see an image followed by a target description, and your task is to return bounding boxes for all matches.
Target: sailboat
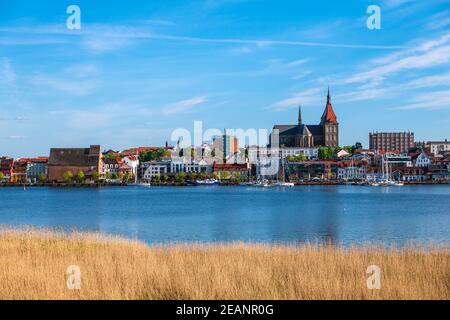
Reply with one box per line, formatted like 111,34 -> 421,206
275,158 -> 294,187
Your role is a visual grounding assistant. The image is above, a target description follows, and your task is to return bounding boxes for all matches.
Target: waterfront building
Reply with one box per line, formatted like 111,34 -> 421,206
25,157 -> 48,182
369,131 -> 415,154
391,167 -> 429,182
48,145 -> 102,182
102,158 -> 120,176
337,166 -> 366,181
271,88 -> 339,148
384,154 -> 413,167
428,164 -> 450,181
171,158 -> 213,175
426,140 -> 450,156
141,161 -> 170,180
412,152 -> 431,167
0,156 -> 13,181
213,163 -> 250,180
247,146 -> 319,164
122,155 -> 139,182
11,159 -> 27,183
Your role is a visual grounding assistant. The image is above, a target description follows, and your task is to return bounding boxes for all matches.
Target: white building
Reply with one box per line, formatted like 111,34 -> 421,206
170,158 -> 212,174
122,155 -> 139,181
427,140 -> 450,156
247,146 -> 318,163
140,161 -> 170,180
337,166 -> 366,180
414,152 -> 431,167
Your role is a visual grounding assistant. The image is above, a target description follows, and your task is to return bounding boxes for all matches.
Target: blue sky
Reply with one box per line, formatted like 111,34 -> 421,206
1,0 -> 450,157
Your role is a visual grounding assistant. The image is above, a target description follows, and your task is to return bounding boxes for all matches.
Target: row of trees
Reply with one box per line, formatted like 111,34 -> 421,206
318,145 -> 357,160
62,171 -> 133,183
148,172 -> 244,184
139,148 -> 171,162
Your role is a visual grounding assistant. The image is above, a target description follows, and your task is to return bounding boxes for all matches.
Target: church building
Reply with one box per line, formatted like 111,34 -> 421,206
272,88 -> 339,148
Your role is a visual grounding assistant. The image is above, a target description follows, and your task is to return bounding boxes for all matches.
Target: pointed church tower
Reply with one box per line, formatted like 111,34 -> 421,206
298,104 -> 302,126
320,87 -> 339,147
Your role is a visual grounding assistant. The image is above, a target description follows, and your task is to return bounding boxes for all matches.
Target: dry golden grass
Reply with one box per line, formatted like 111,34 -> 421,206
0,228 -> 448,300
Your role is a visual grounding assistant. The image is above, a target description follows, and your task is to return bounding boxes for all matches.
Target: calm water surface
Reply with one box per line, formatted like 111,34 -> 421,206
0,185 -> 449,246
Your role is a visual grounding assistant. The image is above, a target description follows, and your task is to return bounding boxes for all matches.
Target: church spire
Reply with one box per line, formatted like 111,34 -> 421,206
321,86 -> 338,124
327,86 -> 331,104
298,104 -> 302,126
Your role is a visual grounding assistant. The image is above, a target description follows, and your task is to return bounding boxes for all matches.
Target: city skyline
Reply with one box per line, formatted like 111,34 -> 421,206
1,0 -> 450,158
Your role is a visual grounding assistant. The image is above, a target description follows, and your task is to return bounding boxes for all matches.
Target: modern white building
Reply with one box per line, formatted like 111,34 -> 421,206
140,161 -> 170,180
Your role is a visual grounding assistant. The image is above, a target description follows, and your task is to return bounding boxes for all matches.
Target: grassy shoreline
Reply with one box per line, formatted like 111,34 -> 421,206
0,228 -> 448,300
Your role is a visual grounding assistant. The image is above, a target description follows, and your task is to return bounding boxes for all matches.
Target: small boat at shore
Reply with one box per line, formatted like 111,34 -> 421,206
275,182 -> 295,187
255,179 -> 272,188
195,179 -> 219,185
137,182 -> 151,187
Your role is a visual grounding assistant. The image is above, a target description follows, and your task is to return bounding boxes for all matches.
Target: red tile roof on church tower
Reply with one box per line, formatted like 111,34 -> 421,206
321,87 -> 338,124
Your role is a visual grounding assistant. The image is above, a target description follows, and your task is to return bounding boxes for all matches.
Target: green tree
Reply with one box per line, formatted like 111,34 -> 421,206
221,171 -> 231,180
76,171 -> 85,183
111,172 -> 119,180
0,172 -> 5,181
139,148 -> 171,162
38,173 -> 47,182
287,154 -> 307,162
174,172 -> 186,183
63,171 -> 73,183
162,175 -> 169,183
123,171 -> 131,182
318,147 -> 334,160
92,171 -> 100,181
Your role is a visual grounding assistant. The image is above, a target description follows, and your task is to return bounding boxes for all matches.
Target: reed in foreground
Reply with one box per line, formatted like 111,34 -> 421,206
0,228 -> 448,300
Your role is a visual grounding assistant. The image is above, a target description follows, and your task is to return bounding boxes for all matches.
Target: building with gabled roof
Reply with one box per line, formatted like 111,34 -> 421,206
48,145 -> 102,182
271,88 -> 339,148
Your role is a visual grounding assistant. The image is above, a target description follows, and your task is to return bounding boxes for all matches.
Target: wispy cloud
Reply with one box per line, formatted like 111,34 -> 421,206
347,32 -> 450,84
268,87 -> 323,111
0,58 -> 16,86
0,23 -> 409,51
162,96 -> 208,115
29,74 -> 99,96
7,135 -> 26,140
0,116 -> 27,121
391,90 -> 450,110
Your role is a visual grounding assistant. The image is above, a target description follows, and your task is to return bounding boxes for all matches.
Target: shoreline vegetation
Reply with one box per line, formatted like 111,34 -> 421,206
0,229 -> 448,300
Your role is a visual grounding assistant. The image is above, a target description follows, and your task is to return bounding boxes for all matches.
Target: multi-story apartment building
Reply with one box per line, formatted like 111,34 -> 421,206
369,131 -> 415,154
426,140 -> 450,156
212,133 -> 239,161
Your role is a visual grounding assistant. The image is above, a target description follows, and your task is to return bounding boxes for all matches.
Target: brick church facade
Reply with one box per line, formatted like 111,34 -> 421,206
272,88 -> 339,148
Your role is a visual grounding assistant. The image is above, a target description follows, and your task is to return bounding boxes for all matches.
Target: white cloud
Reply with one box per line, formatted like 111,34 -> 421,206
0,23 -> 408,51
347,32 -> 450,84
392,90 -> 450,110
405,72 -> 450,89
0,58 -> 16,85
268,88 -> 323,111
29,74 -> 99,96
7,135 -> 26,140
162,96 -> 208,115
